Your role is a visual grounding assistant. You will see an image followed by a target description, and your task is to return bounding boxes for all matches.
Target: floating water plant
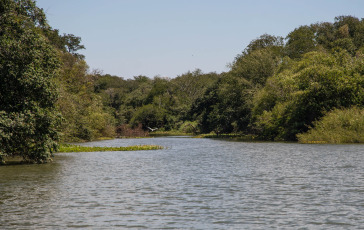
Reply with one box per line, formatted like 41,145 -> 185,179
59,144 -> 163,153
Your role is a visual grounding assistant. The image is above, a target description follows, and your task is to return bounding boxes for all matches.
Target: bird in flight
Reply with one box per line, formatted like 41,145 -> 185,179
147,126 -> 158,132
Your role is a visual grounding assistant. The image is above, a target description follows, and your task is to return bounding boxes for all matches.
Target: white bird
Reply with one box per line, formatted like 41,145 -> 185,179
147,126 -> 158,132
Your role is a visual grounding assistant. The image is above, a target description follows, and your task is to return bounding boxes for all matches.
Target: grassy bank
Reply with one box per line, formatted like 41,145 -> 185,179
149,131 -> 192,137
59,144 -> 164,152
195,133 -> 259,141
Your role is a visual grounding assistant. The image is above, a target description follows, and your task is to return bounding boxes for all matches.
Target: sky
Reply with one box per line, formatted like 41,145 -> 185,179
36,0 -> 364,79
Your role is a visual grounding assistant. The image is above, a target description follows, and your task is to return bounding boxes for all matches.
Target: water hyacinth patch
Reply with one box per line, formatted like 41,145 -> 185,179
59,144 -> 163,153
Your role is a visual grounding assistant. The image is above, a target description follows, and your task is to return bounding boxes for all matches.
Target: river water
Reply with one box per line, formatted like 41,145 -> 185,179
0,137 -> 363,229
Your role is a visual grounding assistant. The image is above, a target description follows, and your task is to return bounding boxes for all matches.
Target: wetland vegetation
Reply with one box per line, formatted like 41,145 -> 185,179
58,144 -> 163,153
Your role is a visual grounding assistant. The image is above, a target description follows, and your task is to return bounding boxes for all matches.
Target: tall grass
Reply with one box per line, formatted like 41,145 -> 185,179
297,107 -> 364,144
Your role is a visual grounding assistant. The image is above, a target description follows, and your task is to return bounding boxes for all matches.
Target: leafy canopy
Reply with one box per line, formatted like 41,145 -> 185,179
0,0 -> 61,163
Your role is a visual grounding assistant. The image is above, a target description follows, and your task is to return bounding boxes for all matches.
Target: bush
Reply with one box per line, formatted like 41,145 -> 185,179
297,107 -> 364,143
130,104 -> 167,129
116,124 -> 149,137
178,121 -> 199,134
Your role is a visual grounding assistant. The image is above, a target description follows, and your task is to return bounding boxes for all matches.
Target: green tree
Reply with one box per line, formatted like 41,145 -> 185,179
312,22 -> 336,50
42,29 -> 85,59
0,0 -> 61,163
334,16 -> 360,38
170,69 -> 219,122
124,78 -> 152,108
190,75 -> 252,134
244,34 -> 284,55
229,34 -> 284,87
230,48 -> 283,87
285,26 -> 316,59
130,104 -> 167,129
56,53 -> 115,141
253,50 -> 363,140
62,33 -> 85,59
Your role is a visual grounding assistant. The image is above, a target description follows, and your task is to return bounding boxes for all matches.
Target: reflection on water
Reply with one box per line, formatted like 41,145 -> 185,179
1,137 -> 363,229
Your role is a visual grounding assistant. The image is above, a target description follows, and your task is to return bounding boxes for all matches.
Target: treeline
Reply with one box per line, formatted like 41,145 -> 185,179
91,16 -> 364,142
1,0 -> 363,163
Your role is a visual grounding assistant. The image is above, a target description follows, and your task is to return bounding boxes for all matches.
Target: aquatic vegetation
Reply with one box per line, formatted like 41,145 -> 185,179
59,144 -> 163,153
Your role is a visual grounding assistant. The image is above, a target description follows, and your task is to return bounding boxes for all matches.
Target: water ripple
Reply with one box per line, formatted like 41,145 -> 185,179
0,138 -> 363,229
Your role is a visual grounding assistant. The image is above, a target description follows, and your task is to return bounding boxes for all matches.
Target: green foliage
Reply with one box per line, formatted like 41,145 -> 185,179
297,107 -> 364,143
230,48 -> 283,87
2,5 -> 361,154
190,75 -> 253,134
189,36 -> 284,135
332,38 -> 356,54
93,69 -> 219,132
145,77 -> 170,104
170,70 -> 219,120
56,53 -> 116,142
230,34 -> 284,87
62,34 -> 85,56
124,77 -> 152,108
1,0 -> 48,28
59,143 -> 163,152
244,33 -> 284,55
42,29 -> 85,59
312,16 -> 364,55
253,51 -> 364,140
285,26 -> 316,59
116,123 -> 149,137
197,133 -> 257,141
312,22 -> 336,50
67,14 -> 363,143
178,121 -> 199,134
334,16 -> 361,38
130,104 -> 168,130
0,0 -> 61,163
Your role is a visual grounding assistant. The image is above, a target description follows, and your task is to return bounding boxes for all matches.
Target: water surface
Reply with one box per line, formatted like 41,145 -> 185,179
1,137 -> 363,229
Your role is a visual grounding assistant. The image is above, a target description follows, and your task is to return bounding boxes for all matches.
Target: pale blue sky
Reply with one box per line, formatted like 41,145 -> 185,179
36,0 -> 364,79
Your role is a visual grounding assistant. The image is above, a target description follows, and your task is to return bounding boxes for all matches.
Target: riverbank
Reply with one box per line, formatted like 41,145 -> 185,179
147,130 -> 364,144
1,156 -> 26,165
149,131 -> 193,137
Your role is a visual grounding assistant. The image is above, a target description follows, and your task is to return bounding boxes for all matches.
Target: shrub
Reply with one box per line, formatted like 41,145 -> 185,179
297,107 -> 364,143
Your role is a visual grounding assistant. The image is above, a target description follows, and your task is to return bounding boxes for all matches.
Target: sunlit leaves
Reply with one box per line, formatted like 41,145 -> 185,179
253,51 -> 364,140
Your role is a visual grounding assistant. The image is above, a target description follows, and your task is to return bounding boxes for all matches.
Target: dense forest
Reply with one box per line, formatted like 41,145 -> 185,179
1,0 -> 363,163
